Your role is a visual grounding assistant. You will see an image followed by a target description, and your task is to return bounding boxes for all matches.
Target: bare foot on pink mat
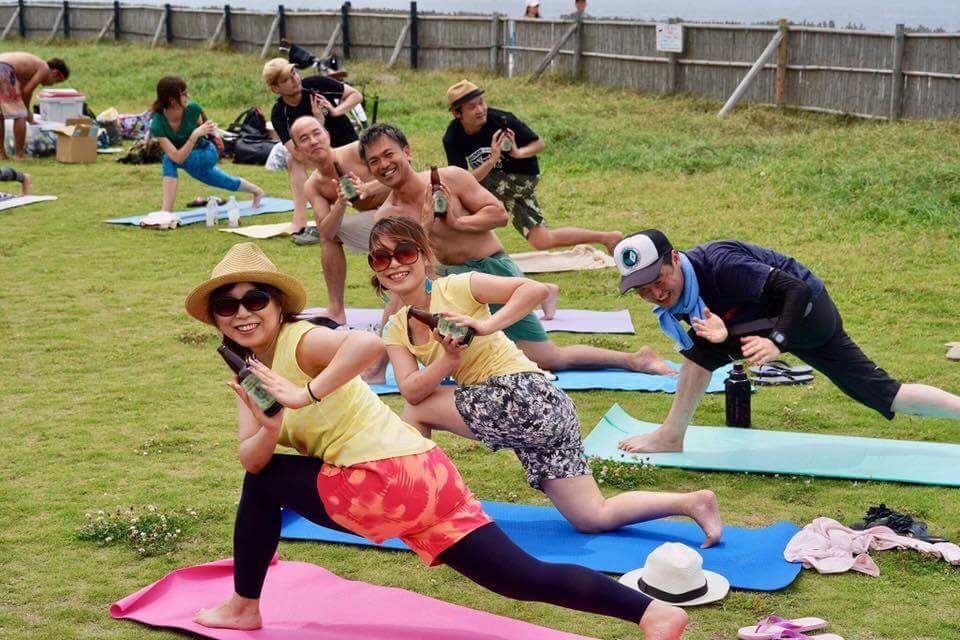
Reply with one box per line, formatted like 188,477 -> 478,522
541,282 -> 559,320
639,600 -> 688,639
619,426 -> 685,454
685,489 -> 723,548
194,594 -> 262,630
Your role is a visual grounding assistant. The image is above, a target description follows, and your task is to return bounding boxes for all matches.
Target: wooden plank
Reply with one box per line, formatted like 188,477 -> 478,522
94,13 -> 113,44
529,20 -> 580,82
890,23 -> 905,120
321,21 -> 341,58
572,14 -> 583,79
386,18 -> 410,68
45,6 -> 64,43
0,7 -> 19,41
150,10 -> 164,47
718,29 -> 783,117
259,13 -> 280,59
775,19 -> 788,104
207,11 -> 225,48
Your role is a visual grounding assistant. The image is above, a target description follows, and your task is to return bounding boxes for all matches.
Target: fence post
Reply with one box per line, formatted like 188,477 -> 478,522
62,1 -> 70,38
890,23 -> 905,121
387,18 -> 410,69
775,18 -> 789,105
489,13 -> 499,73
164,3 -> 172,43
113,0 -> 120,40
666,18 -> 680,93
95,12 -> 113,43
409,2 -> 418,69
277,4 -> 285,40
17,0 -> 26,38
529,20 -> 579,82
224,4 -> 232,44
340,2 -> 350,58
572,12 -> 583,80
260,12 -> 280,59
150,8 -> 164,47
1,7 -> 20,41
718,29 -> 784,117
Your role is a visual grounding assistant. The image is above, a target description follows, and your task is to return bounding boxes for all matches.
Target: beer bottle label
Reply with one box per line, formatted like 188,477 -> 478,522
241,373 -> 277,412
500,137 -> 512,152
433,191 -> 447,215
340,176 -> 358,201
437,316 -> 467,341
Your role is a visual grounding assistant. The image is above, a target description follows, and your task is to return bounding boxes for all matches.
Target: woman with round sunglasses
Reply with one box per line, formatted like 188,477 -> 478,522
185,241 -> 688,638
371,217 -> 723,545
151,76 -> 264,213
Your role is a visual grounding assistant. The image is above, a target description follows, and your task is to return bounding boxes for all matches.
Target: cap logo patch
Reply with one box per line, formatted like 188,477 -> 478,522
621,248 -> 639,268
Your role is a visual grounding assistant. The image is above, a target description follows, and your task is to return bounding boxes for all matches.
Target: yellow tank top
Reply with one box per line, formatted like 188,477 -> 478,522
272,321 -> 433,466
381,273 -> 541,386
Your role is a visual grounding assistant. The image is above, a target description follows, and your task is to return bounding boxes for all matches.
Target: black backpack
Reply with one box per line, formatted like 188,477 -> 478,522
230,106 -> 275,166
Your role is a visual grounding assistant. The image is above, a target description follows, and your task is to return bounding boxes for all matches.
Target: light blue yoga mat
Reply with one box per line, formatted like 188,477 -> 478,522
584,404 -> 960,487
105,197 -> 295,226
368,362 -> 731,395
281,501 -> 802,592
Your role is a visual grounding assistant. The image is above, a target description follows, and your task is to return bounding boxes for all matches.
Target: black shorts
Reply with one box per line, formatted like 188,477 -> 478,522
681,289 -> 902,419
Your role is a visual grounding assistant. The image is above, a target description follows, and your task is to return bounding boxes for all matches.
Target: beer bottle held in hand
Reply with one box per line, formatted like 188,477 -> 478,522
218,345 -> 283,416
430,166 -> 447,218
497,117 -> 513,153
724,362 -> 751,428
409,306 -> 475,347
334,161 -> 360,203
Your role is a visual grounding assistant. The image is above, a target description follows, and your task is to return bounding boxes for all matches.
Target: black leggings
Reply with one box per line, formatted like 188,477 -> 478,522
234,454 -> 651,625
0,167 -> 24,183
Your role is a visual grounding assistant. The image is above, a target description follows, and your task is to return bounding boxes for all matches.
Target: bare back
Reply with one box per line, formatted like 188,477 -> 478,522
305,141 -> 386,212
0,52 -> 44,84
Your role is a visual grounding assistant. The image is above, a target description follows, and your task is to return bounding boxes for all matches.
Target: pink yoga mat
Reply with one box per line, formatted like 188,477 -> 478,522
111,555 -> 598,640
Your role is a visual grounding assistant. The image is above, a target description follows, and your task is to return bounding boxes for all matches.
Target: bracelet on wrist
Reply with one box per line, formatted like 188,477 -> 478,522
305,380 -> 322,404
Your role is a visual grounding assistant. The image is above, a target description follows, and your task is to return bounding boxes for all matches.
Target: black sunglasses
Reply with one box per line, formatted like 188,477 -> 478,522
212,289 -> 273,317
368,241 -> 420,272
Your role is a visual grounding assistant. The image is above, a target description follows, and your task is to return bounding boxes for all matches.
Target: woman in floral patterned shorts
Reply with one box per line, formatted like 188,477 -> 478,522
373,216 -> 723,546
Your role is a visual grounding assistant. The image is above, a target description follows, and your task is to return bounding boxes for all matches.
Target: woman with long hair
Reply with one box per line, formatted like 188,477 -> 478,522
151,76 -> 263,212
371,216 -> 723,544
184,241 -> 688,639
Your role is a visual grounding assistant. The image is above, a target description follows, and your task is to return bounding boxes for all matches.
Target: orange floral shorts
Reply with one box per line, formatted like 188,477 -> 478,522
316,445 -> 492,566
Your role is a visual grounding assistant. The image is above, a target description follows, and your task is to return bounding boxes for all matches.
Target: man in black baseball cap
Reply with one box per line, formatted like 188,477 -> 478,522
613,230 -> 960,453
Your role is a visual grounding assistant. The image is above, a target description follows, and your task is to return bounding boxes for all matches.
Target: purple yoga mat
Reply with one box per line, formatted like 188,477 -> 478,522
297,308 -> 636,334
111,555 -> 598,640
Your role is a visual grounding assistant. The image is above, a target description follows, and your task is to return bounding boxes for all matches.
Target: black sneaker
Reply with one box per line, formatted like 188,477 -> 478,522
850,503 -> 949,543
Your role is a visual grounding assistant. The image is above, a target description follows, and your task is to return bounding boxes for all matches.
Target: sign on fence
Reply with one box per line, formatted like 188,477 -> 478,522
655,23 -> 683,53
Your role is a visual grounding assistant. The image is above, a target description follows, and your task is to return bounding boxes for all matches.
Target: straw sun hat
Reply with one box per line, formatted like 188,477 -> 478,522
184,242 -> 307,324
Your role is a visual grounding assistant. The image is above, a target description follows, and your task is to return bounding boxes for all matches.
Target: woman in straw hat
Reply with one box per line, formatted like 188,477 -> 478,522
185,241 -> 688,638
370,217 -> 723,544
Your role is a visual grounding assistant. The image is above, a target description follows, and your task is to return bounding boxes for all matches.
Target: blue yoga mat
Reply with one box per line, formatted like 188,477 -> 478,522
368,362 -> 730,395
281,501 -> 801,592
584,404 -> 960,487
106,197 -> 296,226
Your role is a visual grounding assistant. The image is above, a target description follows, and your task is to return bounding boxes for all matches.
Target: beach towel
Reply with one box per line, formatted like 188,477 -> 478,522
509,245 -> 615,273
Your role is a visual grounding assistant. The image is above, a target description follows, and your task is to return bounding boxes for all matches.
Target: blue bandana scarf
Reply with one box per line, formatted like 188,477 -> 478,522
653,253 -> 706,351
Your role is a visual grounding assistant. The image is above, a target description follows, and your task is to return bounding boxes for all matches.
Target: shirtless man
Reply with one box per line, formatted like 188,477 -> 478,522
362,123 -> 673,375
0,52 -> 68,159
289,115 -> 388,326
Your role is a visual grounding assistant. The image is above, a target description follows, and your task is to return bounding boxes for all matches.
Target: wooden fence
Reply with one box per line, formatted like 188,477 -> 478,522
0,1 -> 956,121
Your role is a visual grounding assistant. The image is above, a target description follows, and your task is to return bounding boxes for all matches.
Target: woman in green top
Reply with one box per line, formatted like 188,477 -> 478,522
151,76 -> 263,212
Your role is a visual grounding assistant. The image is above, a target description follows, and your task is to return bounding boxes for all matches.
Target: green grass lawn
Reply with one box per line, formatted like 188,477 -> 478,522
1,41 -> 959,640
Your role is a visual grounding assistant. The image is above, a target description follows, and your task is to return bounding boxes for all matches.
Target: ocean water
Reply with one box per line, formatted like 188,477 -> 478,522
140,0 -> 959,33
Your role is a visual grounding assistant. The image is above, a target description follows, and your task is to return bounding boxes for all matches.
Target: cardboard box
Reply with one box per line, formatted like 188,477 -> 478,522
54,117 -> 98,164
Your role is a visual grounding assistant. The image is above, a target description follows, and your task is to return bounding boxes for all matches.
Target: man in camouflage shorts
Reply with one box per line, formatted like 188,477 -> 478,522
442,80 -> 622,253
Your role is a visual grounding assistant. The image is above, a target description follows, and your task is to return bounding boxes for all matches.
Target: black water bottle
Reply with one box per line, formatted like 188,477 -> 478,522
725,363 -> 751,428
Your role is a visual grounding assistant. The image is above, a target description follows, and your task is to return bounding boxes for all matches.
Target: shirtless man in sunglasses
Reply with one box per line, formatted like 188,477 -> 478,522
360,123 -> 674,376
289,115 -> 391,327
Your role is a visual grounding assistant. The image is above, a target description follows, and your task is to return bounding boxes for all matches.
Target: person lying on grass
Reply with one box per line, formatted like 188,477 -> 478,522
184,241 -> 689,639
151,76 -> 263,213
613,229 -> 960,453
288,115 -> 390,327
370,216 -> 723,545
362,123 -> 674,376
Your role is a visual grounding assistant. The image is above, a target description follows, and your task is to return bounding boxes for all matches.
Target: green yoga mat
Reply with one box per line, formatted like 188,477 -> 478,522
584,404 -> 960,487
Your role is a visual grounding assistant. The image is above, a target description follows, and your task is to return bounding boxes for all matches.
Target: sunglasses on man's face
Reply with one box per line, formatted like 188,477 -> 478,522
212,289 -> 273,317
368,241 -> 420,272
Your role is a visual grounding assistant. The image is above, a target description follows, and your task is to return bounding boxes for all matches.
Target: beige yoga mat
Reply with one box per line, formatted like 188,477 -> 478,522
219,221 -> 309,239
509,244 -> 615,273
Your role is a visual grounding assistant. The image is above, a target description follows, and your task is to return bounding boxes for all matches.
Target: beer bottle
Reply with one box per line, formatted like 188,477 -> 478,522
724,362 -> 751,428
430,166 -> 447,218
334,161 -> 360,203
217,345 -> 283,416
408,306 -> 475,347
497,117 -> 513,153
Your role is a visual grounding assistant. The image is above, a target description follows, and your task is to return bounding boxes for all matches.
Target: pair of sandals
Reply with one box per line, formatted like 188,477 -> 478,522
739,616 -> 842,640
850,503 -> 949,544
750,360 -> 814,386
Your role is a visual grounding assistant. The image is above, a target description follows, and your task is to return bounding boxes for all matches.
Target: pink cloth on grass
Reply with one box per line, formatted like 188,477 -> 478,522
111,555 -> 598,640
784,517 -> 960,576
